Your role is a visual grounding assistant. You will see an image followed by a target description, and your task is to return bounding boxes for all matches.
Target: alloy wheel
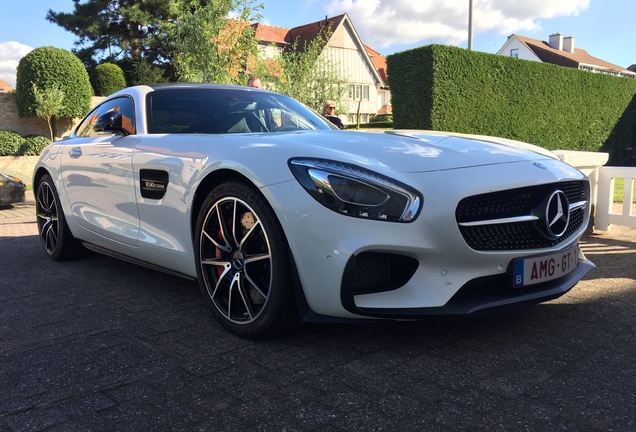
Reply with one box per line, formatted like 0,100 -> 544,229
199,197 -> 273,325
36,181 -> 60,255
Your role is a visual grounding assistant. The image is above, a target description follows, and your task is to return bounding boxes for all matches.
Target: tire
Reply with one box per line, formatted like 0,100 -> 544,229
36,174 -> 82,261
194,180 -> 298,338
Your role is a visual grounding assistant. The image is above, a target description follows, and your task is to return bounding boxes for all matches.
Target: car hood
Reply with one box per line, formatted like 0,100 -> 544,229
275,129 -> 558,173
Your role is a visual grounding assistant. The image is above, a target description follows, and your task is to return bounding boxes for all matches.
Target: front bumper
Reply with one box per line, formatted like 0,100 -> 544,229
265,158 -> 594,321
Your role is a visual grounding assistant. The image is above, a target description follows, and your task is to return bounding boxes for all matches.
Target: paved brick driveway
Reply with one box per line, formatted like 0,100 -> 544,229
1,196 -> 635,431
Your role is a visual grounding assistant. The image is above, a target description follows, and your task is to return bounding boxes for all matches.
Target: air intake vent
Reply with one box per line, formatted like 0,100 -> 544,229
140,169 -> 169,200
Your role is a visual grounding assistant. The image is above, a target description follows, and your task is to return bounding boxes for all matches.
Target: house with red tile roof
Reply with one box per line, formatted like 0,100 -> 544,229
497,33 -> 636,79
0,80 -> 14,93
253,14 -> 391,124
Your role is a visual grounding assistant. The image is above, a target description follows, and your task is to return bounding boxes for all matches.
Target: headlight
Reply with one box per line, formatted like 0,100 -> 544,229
289,158 -> 422,222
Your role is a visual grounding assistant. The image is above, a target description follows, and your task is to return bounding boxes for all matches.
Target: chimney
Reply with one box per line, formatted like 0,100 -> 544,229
549,33 -> 563,50
563,36 -> 575,53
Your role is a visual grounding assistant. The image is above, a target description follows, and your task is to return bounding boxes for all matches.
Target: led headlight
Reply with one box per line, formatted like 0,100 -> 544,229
289,158 -> 422,222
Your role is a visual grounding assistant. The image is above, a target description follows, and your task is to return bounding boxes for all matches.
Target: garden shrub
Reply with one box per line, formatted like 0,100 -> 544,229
91,62 -> 127,96
0,131 -> 24,156
16,46 -> 92,119
0,131 -> 50,156
19,135 -> 51,156
370,114 -> 393,123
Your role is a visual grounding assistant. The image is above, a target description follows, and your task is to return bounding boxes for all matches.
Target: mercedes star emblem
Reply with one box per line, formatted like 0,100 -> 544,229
545,190 -> 570,238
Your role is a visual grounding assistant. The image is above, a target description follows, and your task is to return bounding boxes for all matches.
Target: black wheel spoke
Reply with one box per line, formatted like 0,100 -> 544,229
233,273 -> 255,320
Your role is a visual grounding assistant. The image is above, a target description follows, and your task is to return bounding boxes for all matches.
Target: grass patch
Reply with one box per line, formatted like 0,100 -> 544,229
613,178 -> 636,203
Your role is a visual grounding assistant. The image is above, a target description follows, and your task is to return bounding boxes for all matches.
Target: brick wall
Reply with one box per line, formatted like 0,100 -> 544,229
0,93 -> 104,139
0,155 -> 39,182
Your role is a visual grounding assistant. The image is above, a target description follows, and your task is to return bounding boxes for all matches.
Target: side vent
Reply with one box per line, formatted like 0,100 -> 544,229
140,169 -> 169,200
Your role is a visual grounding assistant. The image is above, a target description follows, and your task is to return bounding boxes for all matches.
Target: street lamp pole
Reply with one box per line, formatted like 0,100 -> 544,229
468,0 -> 473,50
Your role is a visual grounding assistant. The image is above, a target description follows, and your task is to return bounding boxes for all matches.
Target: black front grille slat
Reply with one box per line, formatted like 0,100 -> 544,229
456,181 -> 587,251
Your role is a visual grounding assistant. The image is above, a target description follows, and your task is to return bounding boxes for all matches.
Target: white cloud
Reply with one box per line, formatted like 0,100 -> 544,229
0,41 -> 33,88
325,0 -> 590,47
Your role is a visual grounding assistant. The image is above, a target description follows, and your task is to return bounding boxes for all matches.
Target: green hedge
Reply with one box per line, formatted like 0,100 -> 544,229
0,130 -> 50,156
387,45 -> 636,165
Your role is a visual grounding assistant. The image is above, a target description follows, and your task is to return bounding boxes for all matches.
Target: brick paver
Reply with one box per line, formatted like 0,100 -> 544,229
1,198 -> 635,431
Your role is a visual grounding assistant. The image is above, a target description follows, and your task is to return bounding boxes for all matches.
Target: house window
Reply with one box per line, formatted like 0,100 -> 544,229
510,48 -> 519,58
348,84 -> 370,100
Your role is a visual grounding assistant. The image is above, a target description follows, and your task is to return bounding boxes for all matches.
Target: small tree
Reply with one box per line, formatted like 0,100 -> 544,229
163,0 -> 262,84
91,62 -> 127,96
32,84 -> 65,141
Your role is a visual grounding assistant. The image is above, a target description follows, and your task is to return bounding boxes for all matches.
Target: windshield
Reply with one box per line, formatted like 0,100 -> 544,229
146,88 -> 336,134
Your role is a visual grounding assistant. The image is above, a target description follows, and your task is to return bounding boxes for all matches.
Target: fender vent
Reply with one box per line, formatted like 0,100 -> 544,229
140,169 -> 169,200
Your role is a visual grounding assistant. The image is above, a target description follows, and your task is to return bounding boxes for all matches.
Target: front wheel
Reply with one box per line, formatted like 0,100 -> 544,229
194,180 -> 297,338
35,174 -> 83,260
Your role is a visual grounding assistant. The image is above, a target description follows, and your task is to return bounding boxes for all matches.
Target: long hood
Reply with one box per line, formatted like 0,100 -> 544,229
268,129 -> 557,173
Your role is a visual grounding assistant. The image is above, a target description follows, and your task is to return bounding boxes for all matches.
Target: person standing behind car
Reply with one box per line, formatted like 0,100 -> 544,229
248,76 -> 262,88
322,100 -> 344,129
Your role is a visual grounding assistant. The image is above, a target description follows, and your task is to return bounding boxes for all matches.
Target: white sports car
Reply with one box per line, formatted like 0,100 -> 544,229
34,84 -> 595,337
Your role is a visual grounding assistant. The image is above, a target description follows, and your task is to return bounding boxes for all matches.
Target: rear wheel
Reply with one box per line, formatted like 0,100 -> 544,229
36,174 -> 82,261
194,180 -> 297,338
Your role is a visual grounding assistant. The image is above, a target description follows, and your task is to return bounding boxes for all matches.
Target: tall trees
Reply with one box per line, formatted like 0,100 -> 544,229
46,0 -> 262,84
46,0 -> 173,68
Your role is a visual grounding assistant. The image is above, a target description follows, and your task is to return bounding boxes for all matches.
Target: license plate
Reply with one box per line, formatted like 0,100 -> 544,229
512,245 -> 579,288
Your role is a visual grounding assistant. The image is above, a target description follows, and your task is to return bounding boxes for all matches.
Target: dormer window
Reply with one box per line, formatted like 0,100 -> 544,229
510,48 -> 519,58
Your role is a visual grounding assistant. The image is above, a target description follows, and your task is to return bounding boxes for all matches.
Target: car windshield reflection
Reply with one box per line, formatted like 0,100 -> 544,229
146,88 -> 333,134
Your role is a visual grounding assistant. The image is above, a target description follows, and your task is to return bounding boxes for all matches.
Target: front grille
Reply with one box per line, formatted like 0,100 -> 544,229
456,181 -> 587,251
352,252 -> 418,295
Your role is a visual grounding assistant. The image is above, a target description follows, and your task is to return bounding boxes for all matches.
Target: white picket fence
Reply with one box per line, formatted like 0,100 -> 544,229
595,166 -> 636,231
553,150 -> 636,232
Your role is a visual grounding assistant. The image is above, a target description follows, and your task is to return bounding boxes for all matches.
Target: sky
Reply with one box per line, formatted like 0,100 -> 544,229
1,0 -> 635,88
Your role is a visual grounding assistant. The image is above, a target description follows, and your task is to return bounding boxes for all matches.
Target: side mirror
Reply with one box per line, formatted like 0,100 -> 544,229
94,111 -> 128,136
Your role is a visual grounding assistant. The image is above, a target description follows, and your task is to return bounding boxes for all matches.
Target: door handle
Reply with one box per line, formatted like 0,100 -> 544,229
69,147 -> 82,159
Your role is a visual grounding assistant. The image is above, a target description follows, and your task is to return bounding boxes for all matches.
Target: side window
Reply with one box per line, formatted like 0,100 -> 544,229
76,97 -> 136,137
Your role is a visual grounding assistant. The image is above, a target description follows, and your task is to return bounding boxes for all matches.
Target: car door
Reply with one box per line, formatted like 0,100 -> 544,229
60,96 -> 140,247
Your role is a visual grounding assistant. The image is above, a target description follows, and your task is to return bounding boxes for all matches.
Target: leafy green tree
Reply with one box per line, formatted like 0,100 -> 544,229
163,0 -> 262,84
91,62 -> 127,96
16,47 -> 92,134
272,30 -> 346,112
47,0 -> 174,67
32,84 -> 65,141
